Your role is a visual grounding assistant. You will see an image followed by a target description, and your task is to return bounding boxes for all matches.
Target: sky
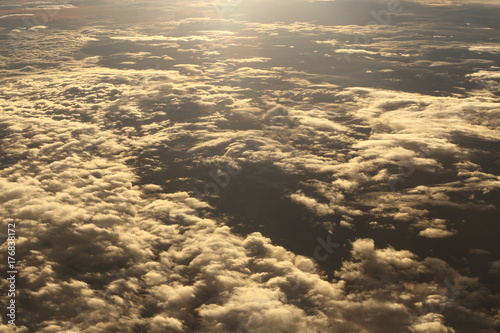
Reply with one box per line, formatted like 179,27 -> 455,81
0,0 -> 499,332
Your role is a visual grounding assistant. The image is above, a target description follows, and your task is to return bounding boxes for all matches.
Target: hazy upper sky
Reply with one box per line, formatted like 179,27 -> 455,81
0,0 -> 499,332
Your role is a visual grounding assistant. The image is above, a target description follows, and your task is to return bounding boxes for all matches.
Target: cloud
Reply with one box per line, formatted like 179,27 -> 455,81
0,6 -> 499,332
289,192 -> 335,216
418,228 -> 456,239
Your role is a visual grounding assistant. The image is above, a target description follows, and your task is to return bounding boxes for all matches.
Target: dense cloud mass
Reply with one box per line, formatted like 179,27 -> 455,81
0,0 -> 499,332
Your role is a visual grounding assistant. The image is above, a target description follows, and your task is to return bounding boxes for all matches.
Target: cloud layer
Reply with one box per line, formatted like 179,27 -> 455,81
0,1 -> 499,332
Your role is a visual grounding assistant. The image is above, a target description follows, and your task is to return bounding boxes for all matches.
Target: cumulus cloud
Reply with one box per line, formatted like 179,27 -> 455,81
418,228 -> 456,239
0,2 -> 499,332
